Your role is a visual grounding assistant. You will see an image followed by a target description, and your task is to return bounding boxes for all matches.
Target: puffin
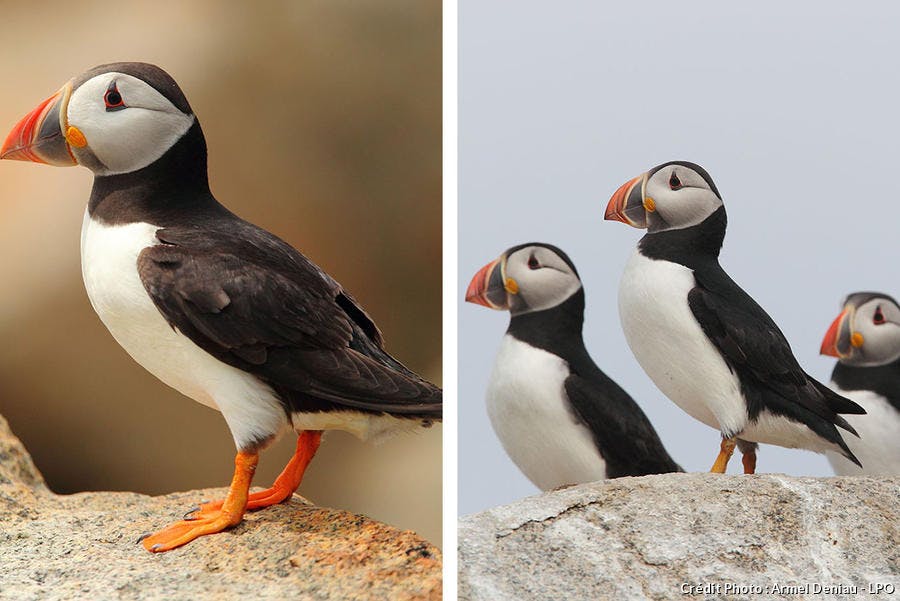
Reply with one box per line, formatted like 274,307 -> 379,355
465,243 -> 681,490
604,161 -> 865,473
820,292 -> 900,475
0,62 -> 441,552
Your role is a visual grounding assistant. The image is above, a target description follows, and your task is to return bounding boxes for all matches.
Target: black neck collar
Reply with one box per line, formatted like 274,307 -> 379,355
507,289 -> 587,361
832,358 -> 900,412
87,121 -> 214,226
638,206 -> 727,269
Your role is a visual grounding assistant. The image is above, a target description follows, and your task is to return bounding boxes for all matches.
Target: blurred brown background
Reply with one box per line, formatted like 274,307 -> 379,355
0,1 -> 442,545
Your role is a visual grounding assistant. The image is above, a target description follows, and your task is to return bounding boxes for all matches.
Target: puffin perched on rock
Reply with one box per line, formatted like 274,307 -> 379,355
465,243 -> 681,490
0,62 -> 441,552
605,161 -> 864,473
820,292 -> 900,475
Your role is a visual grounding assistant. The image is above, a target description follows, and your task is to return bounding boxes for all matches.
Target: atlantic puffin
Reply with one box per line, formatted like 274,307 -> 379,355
820,292 -> 900,475
465,243 -> 681,489
604,161 -> 864,473
0,62 -> 441,552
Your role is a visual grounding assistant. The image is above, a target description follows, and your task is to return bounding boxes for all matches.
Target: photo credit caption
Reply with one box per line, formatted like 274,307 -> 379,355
680,582 -> 896,596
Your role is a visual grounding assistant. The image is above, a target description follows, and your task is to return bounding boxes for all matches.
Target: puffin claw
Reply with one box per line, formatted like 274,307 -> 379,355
136,532 -> 152,544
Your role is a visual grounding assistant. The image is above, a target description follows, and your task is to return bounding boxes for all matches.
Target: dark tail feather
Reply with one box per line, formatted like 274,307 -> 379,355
832,426 -> 863,467
814,380 -> 867,416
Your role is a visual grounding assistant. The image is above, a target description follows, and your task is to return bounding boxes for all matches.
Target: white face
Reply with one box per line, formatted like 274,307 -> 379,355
66,72 -> 194,175
845,297 -> 900,366
505,245 -> 582,316
644,163 -> 723,232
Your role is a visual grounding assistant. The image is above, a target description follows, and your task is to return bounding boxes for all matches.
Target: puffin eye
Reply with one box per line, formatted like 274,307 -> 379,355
104,83 -> 126,111
874,306 -> 886,325
527,255 -> 540,270
669,171 -> 682,190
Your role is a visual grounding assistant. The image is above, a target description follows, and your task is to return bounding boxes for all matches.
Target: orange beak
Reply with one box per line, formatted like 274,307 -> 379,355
820,308 -> 852,358
465,258 -> 508,310
605,173 -> 648,228
1,82 -> 77,166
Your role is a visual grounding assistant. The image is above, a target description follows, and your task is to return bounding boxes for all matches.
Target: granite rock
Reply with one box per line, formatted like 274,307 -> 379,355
459,472 -> 899,600
0,415 -> 441,601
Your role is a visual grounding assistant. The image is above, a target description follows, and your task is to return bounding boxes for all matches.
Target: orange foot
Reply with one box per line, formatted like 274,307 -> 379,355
183,430 -> 323,521
142,451 -> 258,553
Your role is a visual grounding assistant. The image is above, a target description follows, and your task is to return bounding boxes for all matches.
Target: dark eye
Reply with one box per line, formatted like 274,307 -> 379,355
874,307 -> 886,325
669,171 -> 682,190
104,83 -> 126,111
527,255 -> 540,270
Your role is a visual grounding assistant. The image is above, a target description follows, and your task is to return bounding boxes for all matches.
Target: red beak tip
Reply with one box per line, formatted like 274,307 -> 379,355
820,309 -> 849,359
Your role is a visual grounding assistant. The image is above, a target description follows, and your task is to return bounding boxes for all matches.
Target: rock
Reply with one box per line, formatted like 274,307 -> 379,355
0,414 -> 45,490
0,415 -> 441,601
459,473 -> 899,600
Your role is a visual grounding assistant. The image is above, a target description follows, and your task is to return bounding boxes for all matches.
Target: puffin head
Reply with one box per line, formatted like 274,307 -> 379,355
0,62 -> 196,176
465,243 -> 582,316
605,161 -> 723,233
820,292 -> 900,366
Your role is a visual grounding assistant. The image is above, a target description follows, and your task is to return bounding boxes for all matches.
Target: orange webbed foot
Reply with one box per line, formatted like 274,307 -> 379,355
142,451 -> 258,553
141,507 -> 246,552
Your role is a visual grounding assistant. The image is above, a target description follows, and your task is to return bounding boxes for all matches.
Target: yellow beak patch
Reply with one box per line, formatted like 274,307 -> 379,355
644,197 -> 656,212
851,332 -> 864,348
66,126 -> 87,148
504,278 -> 519,294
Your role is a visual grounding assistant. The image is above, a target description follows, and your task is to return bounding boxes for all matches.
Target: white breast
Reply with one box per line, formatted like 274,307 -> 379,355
618,250 -> 746,436
825,385 -> 900,476
485,335 -> 607,491
79,210 -> 288,449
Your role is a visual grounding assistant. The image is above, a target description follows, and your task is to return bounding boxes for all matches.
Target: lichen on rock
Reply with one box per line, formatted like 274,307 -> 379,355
0,415 -> 441,601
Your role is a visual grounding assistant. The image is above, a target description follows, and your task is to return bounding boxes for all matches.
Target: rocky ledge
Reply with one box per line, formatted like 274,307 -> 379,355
459,472 -> 899,600
0,415 -> 441,601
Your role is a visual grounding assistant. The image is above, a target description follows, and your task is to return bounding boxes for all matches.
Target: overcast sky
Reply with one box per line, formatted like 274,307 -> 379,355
459,1 -> 900,515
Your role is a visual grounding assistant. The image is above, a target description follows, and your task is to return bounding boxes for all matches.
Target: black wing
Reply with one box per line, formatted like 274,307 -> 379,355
688,267 -> 863,463
564,372 -> 682,477
137,221 -> 441,418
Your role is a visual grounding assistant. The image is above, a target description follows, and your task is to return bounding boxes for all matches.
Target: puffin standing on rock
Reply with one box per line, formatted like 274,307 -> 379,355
0,62 -> 441,552
820,292 -> 900,475
605,161 -> 865,473
465,243 -> 681,490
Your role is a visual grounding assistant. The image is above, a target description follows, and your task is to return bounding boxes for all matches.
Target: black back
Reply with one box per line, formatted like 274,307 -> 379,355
87,90 -> 441,421
640,206 -> 865,464
508,290 -> 682,477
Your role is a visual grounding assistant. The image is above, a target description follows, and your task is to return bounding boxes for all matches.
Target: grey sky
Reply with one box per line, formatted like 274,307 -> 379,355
459,1 -> 900,515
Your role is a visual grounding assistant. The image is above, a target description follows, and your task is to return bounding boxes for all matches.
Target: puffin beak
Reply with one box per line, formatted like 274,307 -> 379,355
605,173 -> 648,228
820,308 -> 856,358
465,257 -> 509,310
1,81 -> 78,166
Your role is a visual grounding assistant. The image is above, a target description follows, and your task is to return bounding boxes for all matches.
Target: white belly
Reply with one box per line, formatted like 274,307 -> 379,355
618,250 -> 746,436
486,335 -> 607,490
79,210 -> 288,449
825,385 -> 900,476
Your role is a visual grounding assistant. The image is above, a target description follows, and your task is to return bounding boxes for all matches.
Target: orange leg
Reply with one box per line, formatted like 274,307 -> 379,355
710,437 -> 736,473
142,451 -> 258,553
737,440 -> 758,474
185,430 -> 323,520
742,449 -> 757,474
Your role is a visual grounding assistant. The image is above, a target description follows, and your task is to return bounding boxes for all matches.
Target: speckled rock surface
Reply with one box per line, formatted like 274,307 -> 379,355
459,473 -> 899,601
0,415 -> 441,601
